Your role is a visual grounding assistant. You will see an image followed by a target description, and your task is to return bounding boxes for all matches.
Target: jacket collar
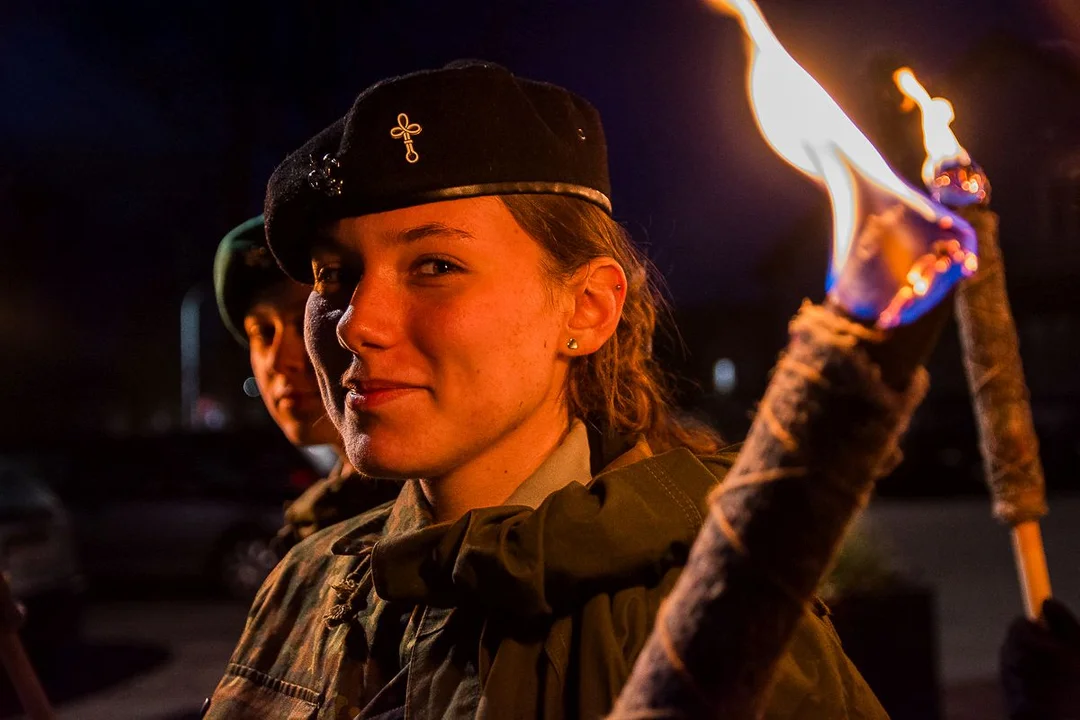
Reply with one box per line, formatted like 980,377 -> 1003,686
331,444 -> 729,619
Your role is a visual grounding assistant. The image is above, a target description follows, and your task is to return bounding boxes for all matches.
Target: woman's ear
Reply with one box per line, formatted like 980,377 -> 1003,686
563,257 -> 627,356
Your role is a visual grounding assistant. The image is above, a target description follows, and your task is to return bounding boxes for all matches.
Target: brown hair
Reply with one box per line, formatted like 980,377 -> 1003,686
501,194 -> 723,456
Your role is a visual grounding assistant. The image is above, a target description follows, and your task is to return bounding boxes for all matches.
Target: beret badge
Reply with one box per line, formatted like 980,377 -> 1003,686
308,153 -> 344,196
265,62 -> 613,283
389,113 -> 422,164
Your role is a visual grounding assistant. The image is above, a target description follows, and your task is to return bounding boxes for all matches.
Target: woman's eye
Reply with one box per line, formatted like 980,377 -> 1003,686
313,264 -> 342,290
415,258 -> 462,277
247,324 -> 275,345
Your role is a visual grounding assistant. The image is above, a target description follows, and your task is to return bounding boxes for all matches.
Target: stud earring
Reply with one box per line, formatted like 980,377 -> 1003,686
566,338 -> 579,350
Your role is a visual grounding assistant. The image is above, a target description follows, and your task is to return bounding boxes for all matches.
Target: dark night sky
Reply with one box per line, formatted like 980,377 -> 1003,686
1,0 -> 1074,435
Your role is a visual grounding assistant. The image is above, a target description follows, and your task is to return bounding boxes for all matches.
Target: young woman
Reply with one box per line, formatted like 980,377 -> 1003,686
205,61 -> 887,719
214,217 -> 399,551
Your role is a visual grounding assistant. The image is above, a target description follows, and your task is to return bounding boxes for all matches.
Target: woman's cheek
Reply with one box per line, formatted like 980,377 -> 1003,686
409,299 -> 473,355
305,295 -> 344,370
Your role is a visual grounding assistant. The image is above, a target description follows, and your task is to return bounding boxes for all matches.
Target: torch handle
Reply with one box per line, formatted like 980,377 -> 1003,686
953,207 -> 1051,617
0,633 -> 55,720
954,207 -> 1048,525
612,303 -> 931,719
1011,521 -> 1053,621
0,574 -> 55,720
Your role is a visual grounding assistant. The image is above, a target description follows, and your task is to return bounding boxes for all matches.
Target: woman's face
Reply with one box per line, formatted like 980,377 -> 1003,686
306,196 -> 575,480
244,281 -> 337,447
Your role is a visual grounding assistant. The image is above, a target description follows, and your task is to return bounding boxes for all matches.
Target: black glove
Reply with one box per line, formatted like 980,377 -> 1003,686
1001,598 -> 1080,720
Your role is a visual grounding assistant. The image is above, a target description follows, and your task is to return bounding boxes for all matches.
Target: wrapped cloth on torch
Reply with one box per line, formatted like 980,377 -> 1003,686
895,68 -> 1051,620
613,301 -> 935,719
955,209 -> 1048,525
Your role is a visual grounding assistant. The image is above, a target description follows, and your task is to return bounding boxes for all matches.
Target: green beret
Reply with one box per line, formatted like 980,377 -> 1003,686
265,60 -> 612,282
213,215 -> 286,346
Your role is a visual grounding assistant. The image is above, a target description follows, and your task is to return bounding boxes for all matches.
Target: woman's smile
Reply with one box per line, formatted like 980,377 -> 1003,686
345,383 -> 425,411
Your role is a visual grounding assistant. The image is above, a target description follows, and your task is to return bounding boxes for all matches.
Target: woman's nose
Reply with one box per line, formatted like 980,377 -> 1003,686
335,274 -> 399,354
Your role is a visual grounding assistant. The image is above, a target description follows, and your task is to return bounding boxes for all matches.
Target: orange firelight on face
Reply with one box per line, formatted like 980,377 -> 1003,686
704,0 -> 977,327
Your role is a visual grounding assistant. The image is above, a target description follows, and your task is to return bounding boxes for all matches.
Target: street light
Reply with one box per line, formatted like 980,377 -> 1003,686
180,285 -> 205,429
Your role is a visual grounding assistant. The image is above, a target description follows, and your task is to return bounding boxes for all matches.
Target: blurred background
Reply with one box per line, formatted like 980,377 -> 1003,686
1,0 -> 1079,717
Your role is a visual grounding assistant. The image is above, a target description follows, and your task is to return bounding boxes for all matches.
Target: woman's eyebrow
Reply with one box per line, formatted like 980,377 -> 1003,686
396,222 -> 476,244
311,222 -> 475,258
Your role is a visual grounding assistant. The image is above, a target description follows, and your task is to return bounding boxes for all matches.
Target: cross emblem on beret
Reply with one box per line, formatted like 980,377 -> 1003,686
390,113 -> 422,164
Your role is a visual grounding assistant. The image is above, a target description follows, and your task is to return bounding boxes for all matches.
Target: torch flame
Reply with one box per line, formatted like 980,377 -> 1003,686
893,67 -> 971,187
893,66 -> 988,208
705,0 -> 976,327
705,0 -> 944,285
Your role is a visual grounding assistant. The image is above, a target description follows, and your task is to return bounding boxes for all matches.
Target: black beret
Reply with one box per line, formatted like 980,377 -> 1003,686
213,215 -> 288,346
265,60 -> 611,282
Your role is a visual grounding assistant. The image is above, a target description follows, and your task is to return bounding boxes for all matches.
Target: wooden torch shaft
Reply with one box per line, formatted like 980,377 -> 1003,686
1011,521 -> 1053,621
0,633 -> 55,720
954,206 -> 1051,619
0,573 -> 54,720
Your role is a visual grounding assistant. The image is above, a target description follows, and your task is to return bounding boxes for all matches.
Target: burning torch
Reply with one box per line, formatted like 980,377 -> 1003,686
612,1 -> 976,717
894,67 -> 1052,621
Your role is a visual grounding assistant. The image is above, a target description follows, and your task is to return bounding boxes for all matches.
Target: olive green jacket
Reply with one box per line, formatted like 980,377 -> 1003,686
206,445 -> 887,719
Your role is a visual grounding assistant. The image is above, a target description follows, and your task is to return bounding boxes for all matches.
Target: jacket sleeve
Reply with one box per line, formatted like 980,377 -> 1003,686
573,580 -> 888,720
572,568 -> 684,719
761,606 -> 890,719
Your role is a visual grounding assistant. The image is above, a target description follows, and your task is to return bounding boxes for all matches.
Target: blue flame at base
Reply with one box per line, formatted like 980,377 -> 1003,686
826,201 -> 977,329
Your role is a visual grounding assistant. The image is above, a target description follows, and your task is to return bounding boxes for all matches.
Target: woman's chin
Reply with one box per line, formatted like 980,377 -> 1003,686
343,434 -> 416,480
352,457 -> 414,481
278,416 -> 329,448
275,420 -> 305,447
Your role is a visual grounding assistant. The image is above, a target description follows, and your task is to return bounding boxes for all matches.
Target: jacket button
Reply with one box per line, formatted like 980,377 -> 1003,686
200,697 -> 211,717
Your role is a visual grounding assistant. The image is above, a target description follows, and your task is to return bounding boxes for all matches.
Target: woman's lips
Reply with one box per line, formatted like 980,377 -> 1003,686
345,386 -> 421,411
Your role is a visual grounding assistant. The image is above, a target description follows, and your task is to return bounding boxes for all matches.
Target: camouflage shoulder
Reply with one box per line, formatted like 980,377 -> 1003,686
230,501 -> 394,663
283,497 -> 395,563
283,476 -> 337,525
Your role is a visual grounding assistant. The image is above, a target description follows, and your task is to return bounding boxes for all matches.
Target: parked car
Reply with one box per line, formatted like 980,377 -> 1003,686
43,429 -> 320,600
0,457 -> 84,659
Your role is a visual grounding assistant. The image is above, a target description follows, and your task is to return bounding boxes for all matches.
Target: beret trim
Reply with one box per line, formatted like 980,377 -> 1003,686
405,181 -> 612,214
266,62 -> 614,282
